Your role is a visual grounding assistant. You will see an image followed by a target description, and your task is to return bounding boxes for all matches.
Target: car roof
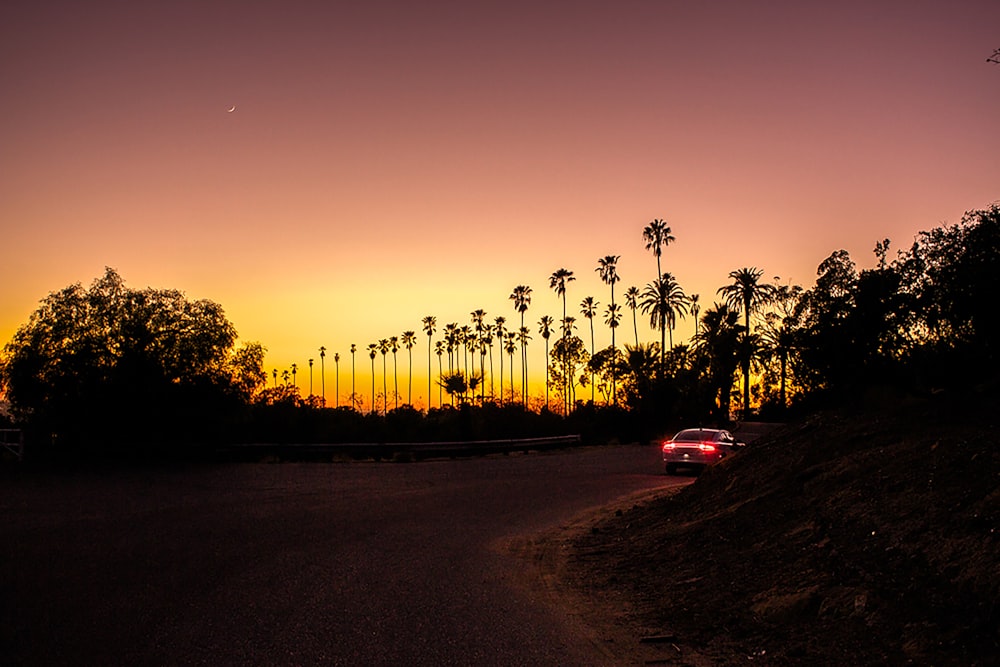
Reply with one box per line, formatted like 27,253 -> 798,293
673,428 -> 724,440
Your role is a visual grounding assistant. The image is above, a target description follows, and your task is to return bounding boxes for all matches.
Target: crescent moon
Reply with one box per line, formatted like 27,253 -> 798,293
227,105 -> 236,113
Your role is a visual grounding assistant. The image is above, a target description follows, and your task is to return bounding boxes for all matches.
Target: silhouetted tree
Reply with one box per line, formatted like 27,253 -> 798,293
434,340 -> 445,406
640,273 -> 687,370
580,296 -> 598,402
690,293 -> 700,340
718,267 -> 775,414
333,352 -> 340,408
642,218 -> 674,284
694,303 -> 743,419
0,268 -> 265,442
367,343 -> 378,415
319,346 -> 326,405
402,330 -> 416,406
624,285 -> 640,348
350,344 -> 357,410
494,316 -> 506,404
596,255 -> 621,404
422,316 -> 436,410
509,285 -> 532,402
603,303 -> 622,405
538,315 -> 554,410
390,336 -> 400,410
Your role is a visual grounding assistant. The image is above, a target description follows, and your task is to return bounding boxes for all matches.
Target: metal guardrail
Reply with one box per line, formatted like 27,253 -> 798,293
0,429 -> 23,462
218,435 -> 583,460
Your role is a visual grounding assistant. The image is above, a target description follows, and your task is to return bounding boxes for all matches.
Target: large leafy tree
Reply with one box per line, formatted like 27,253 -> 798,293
0,268 -> 262,446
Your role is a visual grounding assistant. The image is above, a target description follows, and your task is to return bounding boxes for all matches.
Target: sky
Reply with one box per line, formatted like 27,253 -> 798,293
2,0 -> 998,410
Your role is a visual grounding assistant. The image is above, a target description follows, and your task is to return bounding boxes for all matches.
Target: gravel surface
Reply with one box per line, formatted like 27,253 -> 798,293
1,445 -> 682,666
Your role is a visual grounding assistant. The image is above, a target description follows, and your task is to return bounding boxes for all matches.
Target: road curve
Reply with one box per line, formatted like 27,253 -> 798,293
1,445 -> 685,665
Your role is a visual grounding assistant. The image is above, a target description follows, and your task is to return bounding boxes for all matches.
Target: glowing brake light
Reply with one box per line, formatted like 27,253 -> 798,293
698,442 -> 717,452
662,442 -> 675,451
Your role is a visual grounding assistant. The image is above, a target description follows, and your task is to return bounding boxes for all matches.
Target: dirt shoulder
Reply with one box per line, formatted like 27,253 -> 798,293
512,392 -> 1000,666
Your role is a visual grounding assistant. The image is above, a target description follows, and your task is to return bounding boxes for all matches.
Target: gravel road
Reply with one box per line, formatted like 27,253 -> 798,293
1,445 -> 684,666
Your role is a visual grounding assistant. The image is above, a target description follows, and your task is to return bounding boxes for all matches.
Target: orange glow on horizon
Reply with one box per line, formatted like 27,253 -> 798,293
2,1 -> 998,413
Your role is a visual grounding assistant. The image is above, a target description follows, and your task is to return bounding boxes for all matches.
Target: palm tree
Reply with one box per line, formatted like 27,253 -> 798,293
333,352 -> 340,408
282,369 -> 290,386
272,368 -> 277,388
319,346 -> 327,405
402,330 -> 417,406
478,327 -> 490,403
690,293 -> 701,340
538,315 -> 554,410
494,316 -> 506,404
694,303 -> 743,419
290,363 -> 298,388
642,218 -> 675,281
549,269 -> 575,411
389,336 -> 400,410
350,344 -> 357,410
549,269 -> 574,325
717,267 -> 775,415
378,339 -> 389,415
470,309 -> 487,402
625,286 -> 640,347
422,315 -> 436,410
367,343 -> 377,414
459,325 -> 472,377
518,326 -> 531,405
597,255 -> 620,404
604,302 -> 622,405
509,285 -> 532,402
640,273 -> 689,371
662,274 -> 690,349
308,358 -> 314,397
580,296 -> 598,402
503,331 -> 517,403
482,323 -> 495,401
443,323 -> 458,372
761,282 -> 801,408
434,340 -> 445,406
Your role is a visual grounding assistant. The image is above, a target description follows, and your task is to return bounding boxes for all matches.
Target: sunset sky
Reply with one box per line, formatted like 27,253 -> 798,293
2,1 -> 998,410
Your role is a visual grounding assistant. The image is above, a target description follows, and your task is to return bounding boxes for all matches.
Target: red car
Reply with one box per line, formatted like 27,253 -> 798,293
661,428 -> 744,474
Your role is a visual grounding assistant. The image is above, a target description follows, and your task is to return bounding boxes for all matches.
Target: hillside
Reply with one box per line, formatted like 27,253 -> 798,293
563,390 -> 1000,665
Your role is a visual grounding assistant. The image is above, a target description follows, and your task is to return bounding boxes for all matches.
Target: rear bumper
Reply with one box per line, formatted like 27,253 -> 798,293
663,449 -> 724,466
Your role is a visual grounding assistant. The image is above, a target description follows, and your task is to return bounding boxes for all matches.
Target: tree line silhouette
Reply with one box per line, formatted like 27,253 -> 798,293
1,204 -> 996,454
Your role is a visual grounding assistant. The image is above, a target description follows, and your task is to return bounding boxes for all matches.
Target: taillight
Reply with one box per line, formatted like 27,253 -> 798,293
698,442 -> 717,452
662,442 -> 675,451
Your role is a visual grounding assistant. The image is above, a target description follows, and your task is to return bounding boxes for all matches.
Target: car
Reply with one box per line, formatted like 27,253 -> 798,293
661,428 -> 744,474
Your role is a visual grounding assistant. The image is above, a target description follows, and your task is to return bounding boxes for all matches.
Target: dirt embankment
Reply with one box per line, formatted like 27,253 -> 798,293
546,392 -> 1000,665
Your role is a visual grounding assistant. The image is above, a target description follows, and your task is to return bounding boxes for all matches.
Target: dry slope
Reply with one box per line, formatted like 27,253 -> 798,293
565,391 -> 1000,665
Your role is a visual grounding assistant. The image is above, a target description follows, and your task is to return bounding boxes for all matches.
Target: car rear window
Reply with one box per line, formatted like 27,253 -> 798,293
673,429 -> 714,442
